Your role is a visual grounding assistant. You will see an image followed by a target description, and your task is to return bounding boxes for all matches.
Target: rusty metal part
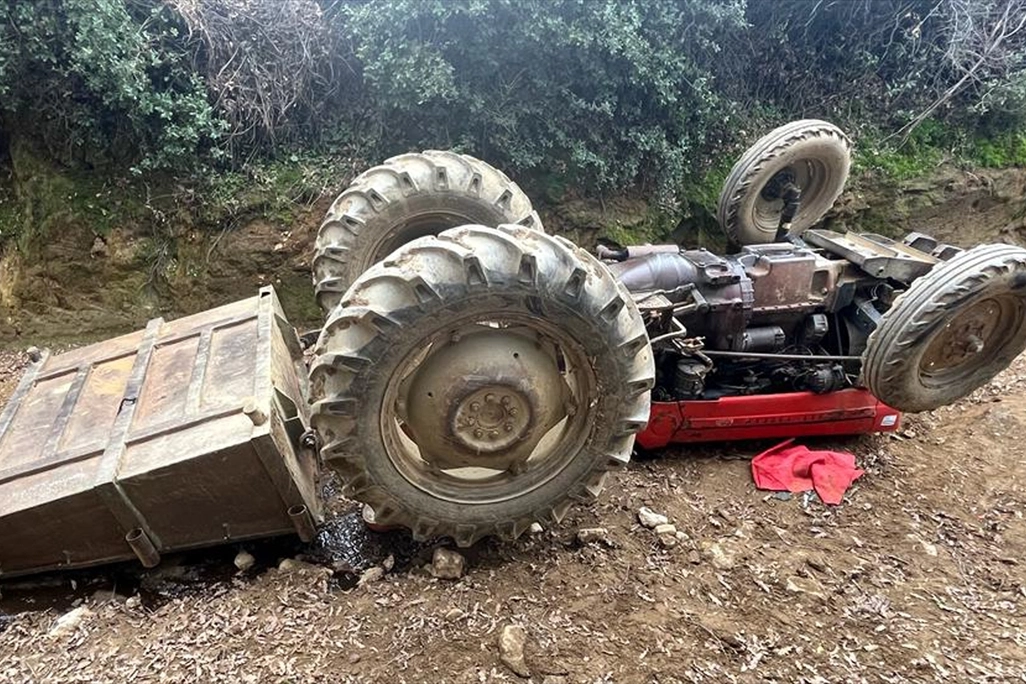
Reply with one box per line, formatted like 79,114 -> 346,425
754,160 -> 826,234
702,350 -> 862,362
0,286 -> 322,579
288,504 -> 317,542
399,328 -> 569,472
804,229 -> 939,282
918,295 -> 1020,386
759,170 -> 803,241
243,399 -> 268,426
378,314 -> 594,506
125,527 -> 160,568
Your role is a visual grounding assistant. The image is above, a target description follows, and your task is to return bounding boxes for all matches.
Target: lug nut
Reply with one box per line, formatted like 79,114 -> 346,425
474,428 -> 483,438
508,407 -> 518,416
485,393 -> 496,403
501,396 -> 512,406
504,423 -> 514,432
489,430 -> 499,439
470,402 -> 481,412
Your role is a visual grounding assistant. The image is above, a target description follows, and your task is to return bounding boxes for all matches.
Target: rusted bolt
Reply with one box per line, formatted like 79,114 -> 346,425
508,407 -> 518,417
470,402 -> 481,412
473,428 -> 483,438
504,423 -> 514,432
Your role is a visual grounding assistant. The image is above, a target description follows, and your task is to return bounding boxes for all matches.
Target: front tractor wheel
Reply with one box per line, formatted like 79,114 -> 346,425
309,225 -> 654,546
717,119 -> 851,245
862,244 -> 1026,412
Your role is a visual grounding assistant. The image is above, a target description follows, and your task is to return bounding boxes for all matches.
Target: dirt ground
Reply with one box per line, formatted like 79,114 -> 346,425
1,346 -> 1024,683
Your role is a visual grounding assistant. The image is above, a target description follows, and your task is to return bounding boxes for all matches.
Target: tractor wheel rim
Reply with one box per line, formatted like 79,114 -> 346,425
380,313 -> 596,505
918,294 -> 1025,387
752,159 -> 830,235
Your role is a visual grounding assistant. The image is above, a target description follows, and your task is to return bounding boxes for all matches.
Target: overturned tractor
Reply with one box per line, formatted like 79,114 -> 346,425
1,121 -> 1024,576
307,120 -> 1026,545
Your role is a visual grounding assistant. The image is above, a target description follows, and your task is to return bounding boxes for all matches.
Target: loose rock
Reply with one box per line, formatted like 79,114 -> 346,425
125,595 -> 142,610
654,523 -> 678,548
381,554 -> 395,571
498,623 -> 530,677
358,566 -> 386,587
785,575 -> 827,602
234,550 -> 256,572
49,606 -> 94,638
576,527 -> 609,545
702,540 -> 737,570
430,547 -> 466,579
528,522 -> 544,535
638,506 -> 669,529
278,558 -> 322,574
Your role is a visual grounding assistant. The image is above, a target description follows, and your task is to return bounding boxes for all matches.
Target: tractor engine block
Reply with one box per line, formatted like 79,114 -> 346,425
609,243 -> 849,352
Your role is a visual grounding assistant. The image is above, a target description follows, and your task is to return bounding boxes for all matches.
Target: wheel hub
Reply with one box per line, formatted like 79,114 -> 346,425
399,328 -> 570,471
922,299 -> 1001,373
452,388 -> 531,453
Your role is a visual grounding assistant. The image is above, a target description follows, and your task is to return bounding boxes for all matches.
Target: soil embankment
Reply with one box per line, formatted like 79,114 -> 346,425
1,164 -> 1024,348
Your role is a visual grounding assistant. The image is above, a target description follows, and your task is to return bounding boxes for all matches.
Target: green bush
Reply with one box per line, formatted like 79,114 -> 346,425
0,0 -> 1024,244
342,0 -> 746,197
971,130 -> 1026,168
0,0 -> 224,171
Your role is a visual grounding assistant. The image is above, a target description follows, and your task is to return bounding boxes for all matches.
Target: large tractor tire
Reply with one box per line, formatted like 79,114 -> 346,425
309,225 -> 654,546
313,151 -> 540,314
717,120 -> 851,245
862,244 -> 1026,412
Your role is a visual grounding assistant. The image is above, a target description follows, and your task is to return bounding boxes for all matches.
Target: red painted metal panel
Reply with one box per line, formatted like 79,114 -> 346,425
637,388 -> 902,448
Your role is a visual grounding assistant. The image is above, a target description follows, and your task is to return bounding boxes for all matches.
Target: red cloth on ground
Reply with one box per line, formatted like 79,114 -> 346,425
750,439 -> 864,505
